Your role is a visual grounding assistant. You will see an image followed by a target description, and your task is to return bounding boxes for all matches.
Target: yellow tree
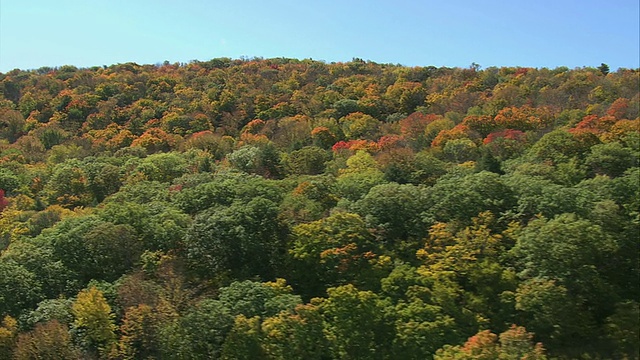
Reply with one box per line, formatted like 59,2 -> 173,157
71,286 -> 116,357
261,304 -> 328,360
0,315 -> 17,358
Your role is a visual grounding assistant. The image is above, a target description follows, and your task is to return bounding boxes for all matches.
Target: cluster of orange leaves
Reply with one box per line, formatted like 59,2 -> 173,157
483,129 -> 526,145
331,139 -> 379,154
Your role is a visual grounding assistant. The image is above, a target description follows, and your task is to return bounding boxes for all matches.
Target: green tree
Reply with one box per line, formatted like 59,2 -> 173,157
442,138 -> 480,163
104,180 -> 171,204
598,63 -> 610,75
41,215 -> 141,283
0,259 -> 42,317
605,301 -> 639,359
21,297 -> 74,330
514,278 -> 592,353
526,129 -> 587,165
159,299 -> 233,360
0,109 -> 26,143
83,222 -> 141,282
505,174 -> 594,221
475,148 -> 503,174
334,150 -> 386,201
511,214 -> 620,355
283,146 -> 330,175
43,159 -> 94,208
98,200 -> 190,252
171,180 -> 236,214
227,143 -> 283,178
217,280 -> 301,319
333,99 -> 359,118
353,182 -> 427,248
184,197 -> 286,280
35,126 -> 68,150
2,239 -> 76,300
131,152 -> 189,183
417,213 -> 518,331
585,141 -> 637,178
339,112 -> 380,140
172,171 -> 283,215
425,171 -> 515,223
289,212 -> 381,296
320,284 -> 393,360
512,214 -> 617,297
84,161 -> 123,203
390,296 -> 459,359
0,168 -> 21,195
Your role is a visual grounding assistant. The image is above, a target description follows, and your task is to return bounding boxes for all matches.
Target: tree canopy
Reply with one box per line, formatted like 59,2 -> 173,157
0,58 -> 637,359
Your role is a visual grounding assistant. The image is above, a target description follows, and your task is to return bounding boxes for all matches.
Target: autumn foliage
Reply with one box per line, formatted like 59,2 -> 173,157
0,59 -> 637,359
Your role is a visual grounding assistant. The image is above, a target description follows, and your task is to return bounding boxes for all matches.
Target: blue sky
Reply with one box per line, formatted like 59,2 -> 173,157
1,0 -> 638,72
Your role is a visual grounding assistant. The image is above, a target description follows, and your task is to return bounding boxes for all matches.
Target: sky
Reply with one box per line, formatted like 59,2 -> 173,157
1,0 -> 639,72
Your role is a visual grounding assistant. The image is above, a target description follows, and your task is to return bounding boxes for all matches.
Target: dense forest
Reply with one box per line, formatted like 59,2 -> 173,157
0,58 -> 638,359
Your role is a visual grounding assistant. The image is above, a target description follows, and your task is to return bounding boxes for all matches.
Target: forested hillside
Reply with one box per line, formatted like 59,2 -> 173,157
0,58 -> 638,359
